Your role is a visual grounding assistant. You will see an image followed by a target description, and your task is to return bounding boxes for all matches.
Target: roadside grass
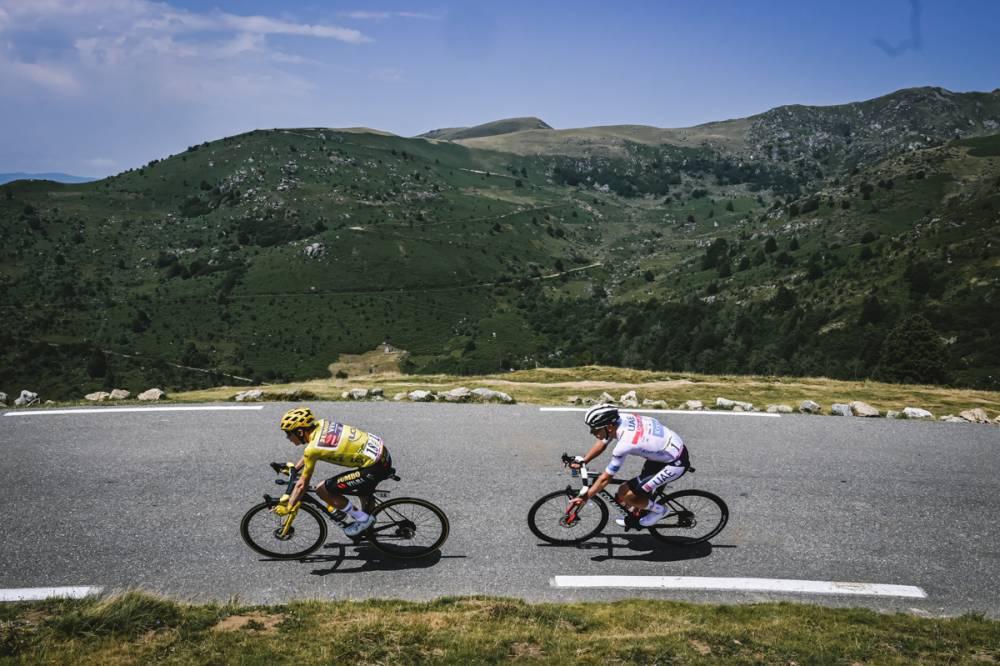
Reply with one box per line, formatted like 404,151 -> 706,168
2,591 -> 997,663
161,366 -> 1000,420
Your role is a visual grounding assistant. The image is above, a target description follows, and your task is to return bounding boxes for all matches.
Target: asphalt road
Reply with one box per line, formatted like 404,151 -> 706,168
1,402 -> 998,616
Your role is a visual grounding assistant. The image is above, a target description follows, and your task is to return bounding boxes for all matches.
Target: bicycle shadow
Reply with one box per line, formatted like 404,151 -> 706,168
294,541 -> 465,575
538,533 -> 727,563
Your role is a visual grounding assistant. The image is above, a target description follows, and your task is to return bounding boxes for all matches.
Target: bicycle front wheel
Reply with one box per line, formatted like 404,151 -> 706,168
240,500 -> 328,559
527,489 -> 608,545
366,497 -> 450,558
648,489 -> 728,545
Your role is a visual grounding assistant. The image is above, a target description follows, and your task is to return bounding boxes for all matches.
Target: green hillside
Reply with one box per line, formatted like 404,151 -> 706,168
418,117 -> 552,141
2,93 -> 999,400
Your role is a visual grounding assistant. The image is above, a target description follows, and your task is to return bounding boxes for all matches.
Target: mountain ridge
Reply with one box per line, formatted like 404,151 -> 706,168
1,86 -> 998,399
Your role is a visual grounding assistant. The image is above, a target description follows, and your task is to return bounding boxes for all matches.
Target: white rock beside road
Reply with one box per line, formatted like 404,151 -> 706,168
831,403 -> 853,416
799,400 -> 822,414
902,407 -> 933,420
137,388 -> 166,401
14,390 -> 39,406
850,401 -> 880,417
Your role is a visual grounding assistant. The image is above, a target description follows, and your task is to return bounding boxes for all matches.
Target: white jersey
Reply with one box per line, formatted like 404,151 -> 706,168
604,413 -> 684,476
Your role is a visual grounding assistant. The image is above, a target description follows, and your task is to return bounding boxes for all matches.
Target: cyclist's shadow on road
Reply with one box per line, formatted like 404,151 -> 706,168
292,541 -> 465,576
540,534 -> 731,563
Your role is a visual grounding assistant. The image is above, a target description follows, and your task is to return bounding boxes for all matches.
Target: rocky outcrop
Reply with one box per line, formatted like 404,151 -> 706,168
85,391 -> 111,402
766,404 -> 794,414
642,399 -> 668,408
850,401 -> 880,417
441,387 -> 473,402
831,403 -> 852,416
392,392 -> 407,401
902,407 -> 933,420
799,400 -> 821,414
598,392 -> 616,404
342,388 -> 370,400
109,389 -> 131,400
886,410 -> 902,419
137,388 -> 166,401
234,389 -> 264,402
619,390 -> 639,407
304,242 -> 325,259
717,397 -> 753,411
14,390 -> 39,406
408,390 -> 434,402
470,388 -> 515,403
682,400 -> 704,411
566,395 -> 581,405
939,415 -> 967,423
959,408 -> 990,424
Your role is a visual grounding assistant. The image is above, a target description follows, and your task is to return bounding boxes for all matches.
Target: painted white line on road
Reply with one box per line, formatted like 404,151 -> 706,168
0,586 -> 103,601
5,406 -> 264,417
550,576 -> 926,598
539,407 -> 780,418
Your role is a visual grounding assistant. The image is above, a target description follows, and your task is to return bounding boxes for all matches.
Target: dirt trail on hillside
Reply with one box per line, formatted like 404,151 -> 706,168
376,378 -> 696,390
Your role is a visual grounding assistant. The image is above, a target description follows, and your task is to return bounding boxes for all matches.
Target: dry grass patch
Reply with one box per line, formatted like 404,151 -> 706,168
212,612 -> 283,634
166,365 -> 1000,420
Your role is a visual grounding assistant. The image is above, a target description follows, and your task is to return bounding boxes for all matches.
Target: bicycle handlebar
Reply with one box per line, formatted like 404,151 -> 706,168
561,453 -> 625,485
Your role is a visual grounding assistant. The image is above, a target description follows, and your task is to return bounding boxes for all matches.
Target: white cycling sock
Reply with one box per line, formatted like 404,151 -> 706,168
347,504 -> 369,521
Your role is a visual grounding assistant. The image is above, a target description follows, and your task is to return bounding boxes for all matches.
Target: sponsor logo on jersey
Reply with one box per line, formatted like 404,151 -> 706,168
319,423 -> 343,448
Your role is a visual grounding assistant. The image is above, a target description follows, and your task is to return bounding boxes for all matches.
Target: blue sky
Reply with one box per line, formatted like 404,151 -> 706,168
1,0 -> 998,176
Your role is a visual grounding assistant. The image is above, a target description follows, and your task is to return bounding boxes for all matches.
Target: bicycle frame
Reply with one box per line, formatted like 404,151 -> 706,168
568,459 -> 647,524
267,466 -> 391,534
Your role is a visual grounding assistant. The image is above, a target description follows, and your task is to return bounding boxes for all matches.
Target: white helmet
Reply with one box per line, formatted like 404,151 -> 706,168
584,403 -> 619,430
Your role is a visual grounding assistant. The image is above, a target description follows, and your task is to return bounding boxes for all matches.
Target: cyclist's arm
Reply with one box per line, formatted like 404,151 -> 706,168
582,471 -> 613,499
578,439 -> 608,465
287,458 -> 314,506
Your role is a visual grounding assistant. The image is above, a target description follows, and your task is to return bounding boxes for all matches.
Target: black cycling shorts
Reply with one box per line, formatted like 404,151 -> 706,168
323,450 -> 394,496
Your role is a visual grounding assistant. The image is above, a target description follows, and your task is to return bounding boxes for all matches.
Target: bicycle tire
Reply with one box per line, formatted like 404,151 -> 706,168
240,499 -> 328,559
527,489 -> 609,545
647,489 -> 728,546
366,497 -> 450,559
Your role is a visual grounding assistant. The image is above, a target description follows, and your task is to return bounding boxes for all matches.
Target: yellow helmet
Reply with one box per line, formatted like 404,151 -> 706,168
280,406 -> 315,432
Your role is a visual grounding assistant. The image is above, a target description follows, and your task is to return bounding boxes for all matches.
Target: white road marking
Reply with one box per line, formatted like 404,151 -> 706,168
539,407 -> 779,418
549,576 -> 927,598
5,406 -> 264,417
0,586 -> 103,601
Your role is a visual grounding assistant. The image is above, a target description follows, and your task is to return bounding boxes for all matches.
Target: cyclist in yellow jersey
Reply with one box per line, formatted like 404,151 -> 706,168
276,407 -> 394,537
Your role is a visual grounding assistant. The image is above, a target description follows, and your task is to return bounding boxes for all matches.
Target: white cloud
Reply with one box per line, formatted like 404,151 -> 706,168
0,0 -> 372,44
339,10 -> 440,21
3,58 -> 79,93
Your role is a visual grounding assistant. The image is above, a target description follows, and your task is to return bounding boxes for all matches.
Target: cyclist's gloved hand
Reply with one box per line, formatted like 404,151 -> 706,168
273,493 -> 293,515
281,462 -> 295,475
569,455 -> 584,469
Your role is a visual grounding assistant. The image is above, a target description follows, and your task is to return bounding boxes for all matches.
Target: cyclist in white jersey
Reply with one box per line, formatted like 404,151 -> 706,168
567,403 -> 689,527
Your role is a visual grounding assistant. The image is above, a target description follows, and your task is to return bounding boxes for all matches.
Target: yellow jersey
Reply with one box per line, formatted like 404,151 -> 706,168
301,419 -> 385,476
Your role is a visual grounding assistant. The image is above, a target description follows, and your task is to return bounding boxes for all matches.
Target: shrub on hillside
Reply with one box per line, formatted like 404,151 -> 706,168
876,314 -> 951,385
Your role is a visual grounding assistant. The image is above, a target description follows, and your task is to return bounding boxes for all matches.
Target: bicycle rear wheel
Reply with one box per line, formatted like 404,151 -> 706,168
527,489 -> 608,545
647,489 -> 728,546
240,499 -> 328,559
366,497 -> 449,558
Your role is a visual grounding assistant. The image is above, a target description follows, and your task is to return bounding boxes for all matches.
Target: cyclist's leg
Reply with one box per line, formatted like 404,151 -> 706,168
617,460 -> 666,510
322,453 -> 394,530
